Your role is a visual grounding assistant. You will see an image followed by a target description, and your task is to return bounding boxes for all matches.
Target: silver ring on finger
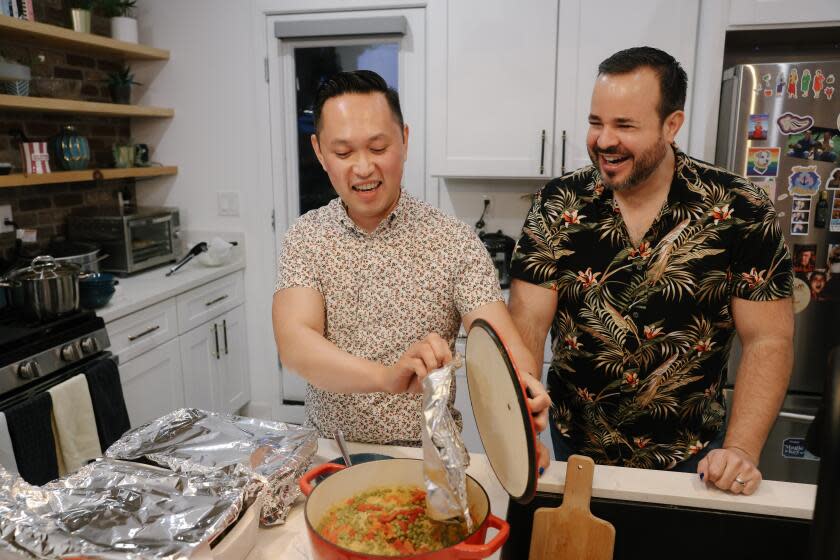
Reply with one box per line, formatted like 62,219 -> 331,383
735,475 -> 747,486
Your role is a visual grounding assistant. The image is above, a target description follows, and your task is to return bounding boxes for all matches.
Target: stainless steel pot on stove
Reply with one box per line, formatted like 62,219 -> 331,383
0,255 -> 91,321
46,240 -> 107,273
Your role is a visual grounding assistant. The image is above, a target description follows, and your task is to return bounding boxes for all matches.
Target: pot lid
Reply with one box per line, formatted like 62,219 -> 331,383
465,318 -> 537,504
11,255 -> 80,281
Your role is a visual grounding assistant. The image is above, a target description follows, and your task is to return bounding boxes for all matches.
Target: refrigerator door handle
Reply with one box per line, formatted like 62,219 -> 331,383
778,411 -> 816,422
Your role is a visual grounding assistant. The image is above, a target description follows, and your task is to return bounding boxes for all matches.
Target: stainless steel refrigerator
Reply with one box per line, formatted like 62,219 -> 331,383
716,60 -> 840,484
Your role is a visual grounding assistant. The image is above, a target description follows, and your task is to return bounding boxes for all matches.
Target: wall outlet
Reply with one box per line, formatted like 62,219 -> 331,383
481,194 -> 493,216
217,191 -> 240,217
0,205 -> 13,234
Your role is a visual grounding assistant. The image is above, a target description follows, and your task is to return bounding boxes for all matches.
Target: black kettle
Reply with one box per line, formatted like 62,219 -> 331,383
479,230 -> 516,288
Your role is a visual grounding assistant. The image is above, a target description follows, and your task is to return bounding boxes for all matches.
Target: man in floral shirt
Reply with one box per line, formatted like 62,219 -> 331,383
509,47 -> 793,495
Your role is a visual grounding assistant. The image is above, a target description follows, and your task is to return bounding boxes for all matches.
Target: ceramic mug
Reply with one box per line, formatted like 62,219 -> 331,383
113,144 -> 136,168
134,143 -> 150,166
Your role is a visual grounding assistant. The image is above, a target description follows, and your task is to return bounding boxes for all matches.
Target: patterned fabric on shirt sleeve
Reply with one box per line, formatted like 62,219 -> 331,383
510,180 -> 570,289
453,223 -> 504,316
274,220 -> 320,293
729,178 -> 794,301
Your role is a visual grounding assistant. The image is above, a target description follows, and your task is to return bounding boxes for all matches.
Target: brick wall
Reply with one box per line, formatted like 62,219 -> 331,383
0,0 -> 137,261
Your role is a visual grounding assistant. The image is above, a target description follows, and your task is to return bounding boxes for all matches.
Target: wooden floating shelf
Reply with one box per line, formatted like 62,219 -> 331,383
0,94 -> 174,118
0,166 -> 178,188
0,15 -> 169,60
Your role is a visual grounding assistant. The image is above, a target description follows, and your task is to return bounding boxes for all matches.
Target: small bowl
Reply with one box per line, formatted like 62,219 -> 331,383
0,163 -> 11,176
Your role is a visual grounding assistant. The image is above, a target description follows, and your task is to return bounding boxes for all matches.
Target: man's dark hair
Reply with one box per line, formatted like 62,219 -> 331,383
598,46 -> 687,122
312,70 -> 404,135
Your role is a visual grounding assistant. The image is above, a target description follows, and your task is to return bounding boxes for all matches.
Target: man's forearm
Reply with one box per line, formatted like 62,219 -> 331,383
278,326 -> 386,394
725,337 -> 793,461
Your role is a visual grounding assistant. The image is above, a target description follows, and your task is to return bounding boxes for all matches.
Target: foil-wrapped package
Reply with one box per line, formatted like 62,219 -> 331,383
0,458 -> 249,559
421,354 -> 473,531
106,408 -> 317,526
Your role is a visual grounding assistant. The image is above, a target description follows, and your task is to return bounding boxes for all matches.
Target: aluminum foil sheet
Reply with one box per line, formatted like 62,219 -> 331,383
0,458 -> 249,560
106,408 -> 318,526
421,354 -> 473,532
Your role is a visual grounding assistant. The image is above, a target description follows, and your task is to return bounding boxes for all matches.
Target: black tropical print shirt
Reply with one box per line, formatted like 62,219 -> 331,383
511,149 -> 793,469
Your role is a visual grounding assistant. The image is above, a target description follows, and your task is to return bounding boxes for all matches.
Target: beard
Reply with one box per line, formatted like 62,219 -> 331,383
589,136 -> 669,192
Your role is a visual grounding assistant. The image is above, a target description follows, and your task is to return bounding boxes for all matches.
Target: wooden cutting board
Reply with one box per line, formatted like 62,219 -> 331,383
529,454 -> 615,560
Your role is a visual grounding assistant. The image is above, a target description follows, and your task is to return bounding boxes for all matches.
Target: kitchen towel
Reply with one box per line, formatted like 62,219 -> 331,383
0,412 -> 18,474
48,375 -> 101,472
84,357 -> 131,452
4,392 -> 59,485
50,413 -> 68,477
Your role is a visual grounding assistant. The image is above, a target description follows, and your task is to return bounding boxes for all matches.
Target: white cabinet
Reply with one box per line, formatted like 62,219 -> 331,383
428,0 -> 700,178
180,305 -> 250,415
120,338 -> 185,427
109,270 -> 250,422
728,0 -> 840,26
429,0 -> 558,178
557,0 -> 700,171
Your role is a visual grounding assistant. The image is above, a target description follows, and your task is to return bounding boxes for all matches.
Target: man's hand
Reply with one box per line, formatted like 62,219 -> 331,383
381,333 -> 453,394
521,373 -> 550,433
697,447 -> 762,495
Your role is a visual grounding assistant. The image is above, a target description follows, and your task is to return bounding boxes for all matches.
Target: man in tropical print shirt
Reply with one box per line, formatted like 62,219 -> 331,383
509,47 -> 793,496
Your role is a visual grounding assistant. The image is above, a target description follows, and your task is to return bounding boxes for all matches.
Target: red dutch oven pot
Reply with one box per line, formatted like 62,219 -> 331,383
299,458 -> 509,559
298,319 -> 538,559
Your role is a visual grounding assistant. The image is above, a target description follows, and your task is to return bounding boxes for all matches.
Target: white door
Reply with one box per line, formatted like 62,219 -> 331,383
266,8 -> 425,407
428,0 -> 558,178
120,338 -> 184,427
179,320 -> 223,413
219,306 -> 250,414
559,0 -> 700,171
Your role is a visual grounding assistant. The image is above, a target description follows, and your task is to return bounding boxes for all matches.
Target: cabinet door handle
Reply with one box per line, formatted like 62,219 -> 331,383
539,129 -> 546,174
561,129 -> 567,175
205,294 -> 229,307
778,411 -> 815,422
222,319 -> 229,355
213,323 -> 220,359
128,324 -> 160,341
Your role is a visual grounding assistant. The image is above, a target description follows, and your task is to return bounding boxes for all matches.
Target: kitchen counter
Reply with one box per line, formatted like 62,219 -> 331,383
247,438 -> 816,559
97,233 -> 245,324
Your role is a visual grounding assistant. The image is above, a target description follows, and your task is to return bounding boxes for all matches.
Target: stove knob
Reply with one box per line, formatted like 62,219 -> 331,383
17,361 -> 42,380
61,344 -> 81,362
80,337 -> 99,355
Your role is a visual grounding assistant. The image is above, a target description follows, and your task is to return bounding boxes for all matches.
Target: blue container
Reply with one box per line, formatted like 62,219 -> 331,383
79,273 -> 118,309
53,125 -> 90,171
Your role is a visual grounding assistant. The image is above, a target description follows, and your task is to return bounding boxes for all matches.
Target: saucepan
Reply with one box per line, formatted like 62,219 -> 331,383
0,255 -> 92,320
298,458 -> 509,559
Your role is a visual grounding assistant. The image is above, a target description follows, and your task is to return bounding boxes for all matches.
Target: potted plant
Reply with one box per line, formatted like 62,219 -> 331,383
97,0 -> 138,43
68,0 -> 93,33
106,65 -> 140,104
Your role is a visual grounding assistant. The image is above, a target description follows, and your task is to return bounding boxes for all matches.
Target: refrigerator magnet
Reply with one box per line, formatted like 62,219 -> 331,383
748,114 -> 769,140
775,72 -> 786,97
812,69 -> 825,99
776,112 -> 814,135
763,73 -> 774,97
794,245 -> 817,274
747,147 -> 781,177
827,169 -> 840,190
830,192 -> 840,232
792,277 -> 811,314
788,166 -> 821,197
753,177 -> 776,200
792,197 -> 812,212
800,69 -> 812,98
787,69 -> 798,99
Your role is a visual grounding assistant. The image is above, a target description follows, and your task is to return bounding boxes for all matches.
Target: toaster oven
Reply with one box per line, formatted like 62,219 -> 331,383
68,207 -> 180,275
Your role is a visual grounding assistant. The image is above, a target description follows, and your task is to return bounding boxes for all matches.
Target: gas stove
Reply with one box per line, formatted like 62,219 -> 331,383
0,310 -> 110,399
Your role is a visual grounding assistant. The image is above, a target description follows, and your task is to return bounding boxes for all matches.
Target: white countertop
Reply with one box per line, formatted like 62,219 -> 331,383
247,438 -> 816,559
97,235 -> 246,324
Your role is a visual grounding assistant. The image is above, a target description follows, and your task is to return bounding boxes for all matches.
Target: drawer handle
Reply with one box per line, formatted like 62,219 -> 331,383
128,325 -> 160,342
205,294 -> 229,307
213,323 -> 220,359
778,411 -> 816,422
222,319 -> 229,355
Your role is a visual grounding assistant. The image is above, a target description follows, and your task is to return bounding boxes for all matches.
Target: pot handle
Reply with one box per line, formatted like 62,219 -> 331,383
298,462 -> 345,496
452,513 -> 510,559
